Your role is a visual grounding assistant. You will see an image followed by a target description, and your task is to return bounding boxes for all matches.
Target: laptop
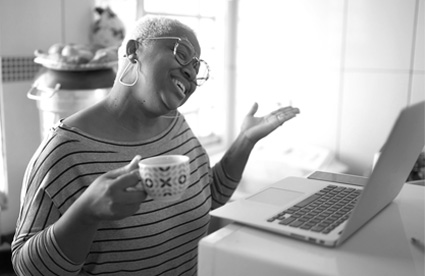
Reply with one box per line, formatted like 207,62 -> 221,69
211,101 -> 425,247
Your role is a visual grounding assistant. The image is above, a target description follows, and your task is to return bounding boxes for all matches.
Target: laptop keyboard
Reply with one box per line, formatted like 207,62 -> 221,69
267,185 -> 361,234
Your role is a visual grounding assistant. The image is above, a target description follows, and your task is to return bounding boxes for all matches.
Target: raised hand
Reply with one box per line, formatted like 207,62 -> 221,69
241,102 -> 300,143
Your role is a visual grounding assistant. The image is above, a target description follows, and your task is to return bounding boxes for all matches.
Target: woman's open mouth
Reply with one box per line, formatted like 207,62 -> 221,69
172,78 -> 186,97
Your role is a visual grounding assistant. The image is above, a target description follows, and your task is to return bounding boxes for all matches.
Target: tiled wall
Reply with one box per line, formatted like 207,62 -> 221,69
1,57 -> 41,83
235,0 -> 424,175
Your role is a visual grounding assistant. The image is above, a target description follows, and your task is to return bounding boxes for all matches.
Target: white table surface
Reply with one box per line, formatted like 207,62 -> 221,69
199,183 -> 425,276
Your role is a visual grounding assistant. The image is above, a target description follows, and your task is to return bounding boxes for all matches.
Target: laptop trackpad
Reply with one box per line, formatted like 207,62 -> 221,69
248,187 -> 305,207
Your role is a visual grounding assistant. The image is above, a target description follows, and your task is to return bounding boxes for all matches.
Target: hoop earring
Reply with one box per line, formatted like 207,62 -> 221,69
119,60 -> 139,87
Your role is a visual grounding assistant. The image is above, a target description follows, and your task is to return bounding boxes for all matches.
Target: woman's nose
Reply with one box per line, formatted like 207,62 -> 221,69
181,63 -> 197,82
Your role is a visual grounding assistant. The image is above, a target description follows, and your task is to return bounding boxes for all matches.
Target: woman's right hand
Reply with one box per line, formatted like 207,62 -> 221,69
77,155 -> 147,223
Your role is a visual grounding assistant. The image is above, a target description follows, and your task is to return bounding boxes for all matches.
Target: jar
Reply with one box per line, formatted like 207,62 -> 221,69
28,67 -> 116,139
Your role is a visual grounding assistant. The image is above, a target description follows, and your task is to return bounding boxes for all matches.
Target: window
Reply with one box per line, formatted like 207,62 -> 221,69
96,0 -> 231,155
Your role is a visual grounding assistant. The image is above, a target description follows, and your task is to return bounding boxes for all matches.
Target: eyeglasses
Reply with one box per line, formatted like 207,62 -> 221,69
138,36 -> 210,86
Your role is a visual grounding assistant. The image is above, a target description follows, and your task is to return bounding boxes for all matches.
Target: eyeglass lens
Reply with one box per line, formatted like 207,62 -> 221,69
175,41 -> 209,85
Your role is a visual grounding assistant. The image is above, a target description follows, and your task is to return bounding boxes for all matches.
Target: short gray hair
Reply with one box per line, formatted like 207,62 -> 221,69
117,16 -> 196,60
130,16 -> 195,41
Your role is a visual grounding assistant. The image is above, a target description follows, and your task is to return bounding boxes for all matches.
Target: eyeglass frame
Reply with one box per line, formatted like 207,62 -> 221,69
136,36 -> 210,86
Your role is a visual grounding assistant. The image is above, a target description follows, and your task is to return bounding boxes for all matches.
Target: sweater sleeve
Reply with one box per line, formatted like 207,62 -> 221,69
12,189 -> 84,276
209,160 -> 240,210
11,135 -> 85,276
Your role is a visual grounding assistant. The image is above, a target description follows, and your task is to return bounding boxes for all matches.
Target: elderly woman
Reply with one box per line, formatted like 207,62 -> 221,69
12,16 -> 299,275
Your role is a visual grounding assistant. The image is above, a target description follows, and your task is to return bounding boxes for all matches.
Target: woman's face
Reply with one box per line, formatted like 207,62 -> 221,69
134,29 -> 201,116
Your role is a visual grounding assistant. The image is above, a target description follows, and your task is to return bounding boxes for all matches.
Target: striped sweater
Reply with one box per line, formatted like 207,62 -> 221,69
12,113 -> 239,276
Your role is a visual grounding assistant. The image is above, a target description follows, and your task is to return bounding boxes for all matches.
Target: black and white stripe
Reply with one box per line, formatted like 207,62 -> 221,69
12,113 -> 238,276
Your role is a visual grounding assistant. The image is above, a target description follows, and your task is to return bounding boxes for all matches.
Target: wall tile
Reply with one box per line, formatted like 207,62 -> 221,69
340,72 -> 410,174
0,0 -> 62,56
2,82 -> 41,234
63,0 -> 95,44
1,57 -> 41,82
235,0 -> 344,153
345,0 -> 417,70
410,73 -> 425,104
0,0 -> 98,235
414,0 -> 424,71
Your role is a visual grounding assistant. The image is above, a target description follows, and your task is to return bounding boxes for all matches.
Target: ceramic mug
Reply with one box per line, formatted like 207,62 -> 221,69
138,155 -> 190,202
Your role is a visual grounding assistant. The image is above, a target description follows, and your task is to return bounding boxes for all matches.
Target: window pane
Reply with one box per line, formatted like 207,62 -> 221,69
144,0 -> 216,16
197,18 -> 216,48
162,15 -> 200,32
145,0 -> 199,15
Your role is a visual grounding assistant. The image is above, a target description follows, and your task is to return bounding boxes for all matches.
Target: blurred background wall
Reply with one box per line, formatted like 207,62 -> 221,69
0,0 -> 423,236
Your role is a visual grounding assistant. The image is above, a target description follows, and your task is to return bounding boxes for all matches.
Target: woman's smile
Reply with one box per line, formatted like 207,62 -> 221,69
172,78 -> 186,96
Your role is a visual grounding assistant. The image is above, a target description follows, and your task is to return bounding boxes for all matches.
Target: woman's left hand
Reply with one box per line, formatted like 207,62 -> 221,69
241,102 -> 300,143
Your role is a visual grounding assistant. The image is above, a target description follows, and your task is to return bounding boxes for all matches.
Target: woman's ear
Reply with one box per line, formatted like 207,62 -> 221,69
126,39 -> 139,63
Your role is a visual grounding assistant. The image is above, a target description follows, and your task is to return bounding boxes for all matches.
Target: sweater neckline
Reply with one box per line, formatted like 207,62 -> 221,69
56,113 -> 181,146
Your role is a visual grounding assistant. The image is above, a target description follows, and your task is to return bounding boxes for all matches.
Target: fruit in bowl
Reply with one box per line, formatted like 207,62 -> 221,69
60,45 -> 95,63
48,43 -> 66,55
34,43 -> 118,69
60,45 -> 79,57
